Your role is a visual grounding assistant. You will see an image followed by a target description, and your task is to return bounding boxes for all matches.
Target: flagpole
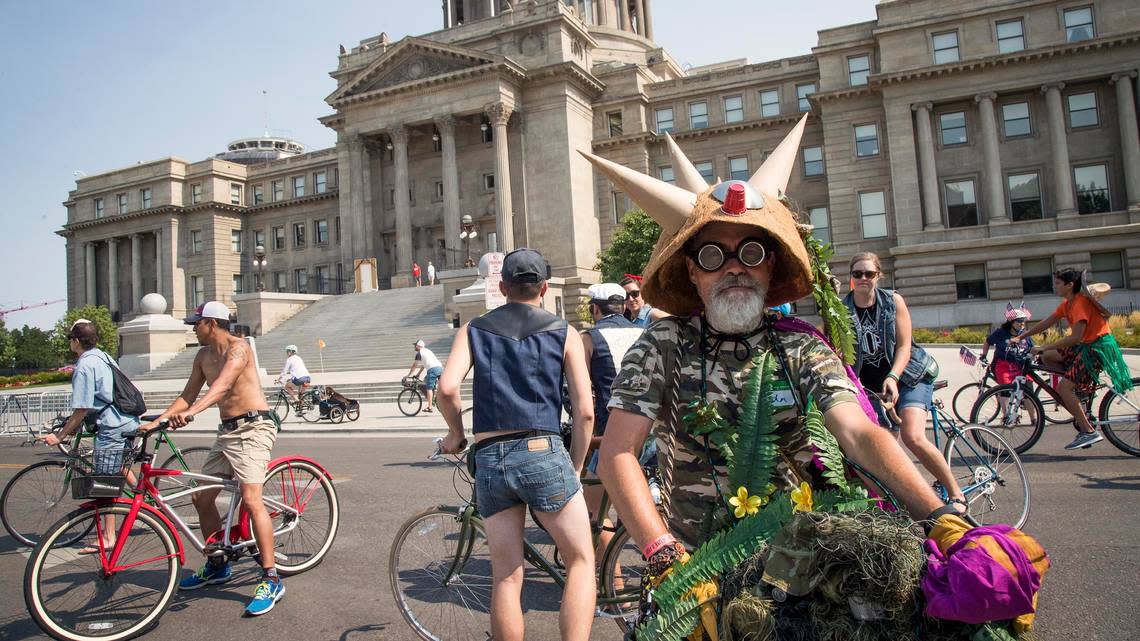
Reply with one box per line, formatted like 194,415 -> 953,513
318,338 -> 326,373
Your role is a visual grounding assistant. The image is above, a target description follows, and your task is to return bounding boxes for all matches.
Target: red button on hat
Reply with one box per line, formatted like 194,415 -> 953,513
720,182 -> 747,216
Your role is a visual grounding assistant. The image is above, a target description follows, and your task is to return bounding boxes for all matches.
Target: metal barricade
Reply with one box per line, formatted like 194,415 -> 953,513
0,391 -> 72,440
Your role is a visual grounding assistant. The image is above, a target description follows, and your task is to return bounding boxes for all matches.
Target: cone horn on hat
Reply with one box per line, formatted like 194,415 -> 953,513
663,133 -> 709,194
748,113 -> 810,198
578,150 -> 696,235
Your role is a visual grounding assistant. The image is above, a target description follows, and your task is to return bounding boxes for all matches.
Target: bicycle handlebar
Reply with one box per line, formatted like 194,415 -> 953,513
430,436 -> 469,461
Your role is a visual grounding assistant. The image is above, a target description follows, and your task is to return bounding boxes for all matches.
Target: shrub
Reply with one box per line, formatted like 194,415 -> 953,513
0,370 -> 71,389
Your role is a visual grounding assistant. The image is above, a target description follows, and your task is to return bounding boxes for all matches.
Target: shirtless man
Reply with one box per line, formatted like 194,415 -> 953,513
140,301 -> 284,617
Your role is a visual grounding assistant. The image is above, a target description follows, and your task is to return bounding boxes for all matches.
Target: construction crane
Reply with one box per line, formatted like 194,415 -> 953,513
0,299 -> 66,321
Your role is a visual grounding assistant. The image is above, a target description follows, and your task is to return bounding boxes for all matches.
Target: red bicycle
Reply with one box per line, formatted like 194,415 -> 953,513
23,418 -> 340,641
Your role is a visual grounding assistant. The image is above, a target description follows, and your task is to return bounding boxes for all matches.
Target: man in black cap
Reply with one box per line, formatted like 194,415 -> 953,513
437,248 -> 596,641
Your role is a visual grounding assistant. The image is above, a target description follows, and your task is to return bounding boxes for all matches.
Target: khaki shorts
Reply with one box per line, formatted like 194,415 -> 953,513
201,419 -> 277,484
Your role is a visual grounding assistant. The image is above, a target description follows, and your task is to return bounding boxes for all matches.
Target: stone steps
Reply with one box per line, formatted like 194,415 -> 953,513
141,381 -> 473,408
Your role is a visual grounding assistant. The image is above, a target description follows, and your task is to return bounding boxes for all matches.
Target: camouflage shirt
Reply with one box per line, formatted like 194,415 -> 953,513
608,316 -> 858,548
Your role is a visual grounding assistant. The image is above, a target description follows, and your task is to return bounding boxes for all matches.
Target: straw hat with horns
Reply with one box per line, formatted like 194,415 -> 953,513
1079,270 -> 1113,319
579,114 -> 813,316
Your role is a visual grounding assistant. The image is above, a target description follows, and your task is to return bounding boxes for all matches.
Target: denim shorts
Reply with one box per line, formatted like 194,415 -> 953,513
868,380 -> 933,430
474,434 -> 581,518
93,423 -> 136,475
292,376 -> 311,385
424,366 -> 443,391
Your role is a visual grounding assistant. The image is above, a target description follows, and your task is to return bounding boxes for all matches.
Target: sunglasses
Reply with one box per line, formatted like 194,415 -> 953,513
625,289 -> 641,300
689,239 -> 768,272
851,270 -> 879,280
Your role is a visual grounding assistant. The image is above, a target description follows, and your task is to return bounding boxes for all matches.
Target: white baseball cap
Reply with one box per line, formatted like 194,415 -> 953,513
414,339 -> 426,348
587,283 -> 627,302
184,301 -> 231,325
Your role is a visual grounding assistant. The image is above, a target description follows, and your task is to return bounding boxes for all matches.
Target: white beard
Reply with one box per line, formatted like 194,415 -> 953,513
704,275 -> 768,334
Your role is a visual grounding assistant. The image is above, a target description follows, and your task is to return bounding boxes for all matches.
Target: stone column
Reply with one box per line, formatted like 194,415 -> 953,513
443,0 -> 453,28
486,102 -> 515,252
642,0 -> 653,40
912,102 -> 943,229
154,228 -> 164,300
85,241 -> 97,306
391,125 -> 414,283
436,115 -> 461,268
347,137 -> 367,260
359,140 -> 376,259
634,0 -> 646,36
620,0 -> 631,32
486,0 -> 496,18
131,233 -> 143,309
975,93 -> 1008,224
1042,83 -> 1076,216
107,238 -> 119,314
1111,71 -> 1140,210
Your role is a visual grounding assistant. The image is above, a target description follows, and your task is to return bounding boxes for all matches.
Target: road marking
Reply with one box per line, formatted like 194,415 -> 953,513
0,463 -> 30,469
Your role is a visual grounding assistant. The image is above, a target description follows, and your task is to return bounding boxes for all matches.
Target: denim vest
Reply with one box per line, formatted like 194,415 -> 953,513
586,314 -> 643,435
843,288 -> 937,388
468,302 -> 568,435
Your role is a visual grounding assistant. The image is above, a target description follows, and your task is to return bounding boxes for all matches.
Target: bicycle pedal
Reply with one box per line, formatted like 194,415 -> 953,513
274,551 -> 289,563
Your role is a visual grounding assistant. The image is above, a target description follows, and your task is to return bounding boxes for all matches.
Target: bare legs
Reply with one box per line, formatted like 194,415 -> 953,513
897,407 -> 964,503
190,480 -> 276,570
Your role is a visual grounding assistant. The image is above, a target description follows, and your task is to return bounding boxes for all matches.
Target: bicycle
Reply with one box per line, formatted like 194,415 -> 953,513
389,437 -> 647,641
269,385 -> 322,423
951,346 -> 1070,426
1,415 -> 211,547
397,374 -> 432,417
23,417 -> 340,641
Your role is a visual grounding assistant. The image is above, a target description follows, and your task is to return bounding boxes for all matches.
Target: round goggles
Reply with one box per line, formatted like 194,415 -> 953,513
689,239 -> 768,272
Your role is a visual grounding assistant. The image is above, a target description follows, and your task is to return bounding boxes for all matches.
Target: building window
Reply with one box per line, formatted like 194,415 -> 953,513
140,188 -> 152,209
848,55 -> 870,86
695,161 -> 714,184
314,219 -> 329,245
190,230 -> 203,254
432,135 -> 443,153
854,124 -> 879,157
939,111 -> 967,146
803,147 -> 824,177
191,183 -> 202,204
1021,257 -> 1053,294
1067,91 -> 1098,128
1001,102 -> 1031,137
996,19 -> 1025,53
689,101 -> 708,129
612,191 -> 632,224
272,226 -> 285,251
294,268 -> 308,294
796,83 -> 816,112
253,185 -> 264,204
723,95 -> 744,124
945,180 -> 979,228
759,90 -> 780,118
336,263 -> 344,293
293,222 -> 306,248
271,180 -> 283,202
660,166 -> 675,184
1091,251 -> 1126,288
724,157 -> 748,181
315,171 -> 327,194
232,274 -> 243,296
227,183 -> 240,206
117,193 -> 128,214
932,31 -> 960,64
1007,172 -> 1043,221
483,173 -> 496,190
315,265 -> 331,294
433,181 -> 444,202
191,276 -> 206,307
481,124 -> 493,143
335,217 -> 341,244
230,230 -> 242,253
809,207 -> 830,244
254,229 -> 265,250
1074,164 -> 1110,214
955,264 -> 988,300
1064,6 -> 1094,42
274,271 -> 287,292
292,176 -> 305,198
655,107 -> 674,134
859,191 -> 888,239
607,110 -> 623,137
94,198 -> 104,219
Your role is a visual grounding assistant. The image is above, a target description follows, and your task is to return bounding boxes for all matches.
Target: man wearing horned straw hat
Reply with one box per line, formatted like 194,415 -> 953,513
586,115 -> 1045,637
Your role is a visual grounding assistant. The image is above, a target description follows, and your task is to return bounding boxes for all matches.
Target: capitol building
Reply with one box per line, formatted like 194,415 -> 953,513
60,0 -> 1140,327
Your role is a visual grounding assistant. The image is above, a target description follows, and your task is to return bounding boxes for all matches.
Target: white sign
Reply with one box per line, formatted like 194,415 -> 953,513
483,252 -> 506,309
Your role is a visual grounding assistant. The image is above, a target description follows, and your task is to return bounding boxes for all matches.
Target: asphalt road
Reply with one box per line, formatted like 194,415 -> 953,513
1,428 -> 1138,641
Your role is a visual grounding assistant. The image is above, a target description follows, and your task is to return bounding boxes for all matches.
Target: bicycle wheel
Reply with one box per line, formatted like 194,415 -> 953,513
156,447 -> 213,528
952,382 -> 984,424
346,404 -> 360,421
390,507 -> 492,641
298,395 -> 322,423
25,504 -> 180,641
1097,377 -> 1140,457
260,459 -> 339,575
2,461 -> 89,547
329,406 -> 345,423
599,525 -> 646,634
272,394 -> 291,422
398,389 -> 423,417
944,426 -> 1030,529
969,384 -> 1044,454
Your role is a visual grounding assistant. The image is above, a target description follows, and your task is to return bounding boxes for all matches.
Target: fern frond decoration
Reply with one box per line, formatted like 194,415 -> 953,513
803,233 -> 856,365
635,600 -> 701,641
803,397 -> 851,494
726,352 -> 779,504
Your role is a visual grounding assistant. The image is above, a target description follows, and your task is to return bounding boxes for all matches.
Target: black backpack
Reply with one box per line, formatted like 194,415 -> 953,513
95,354 -> 147,418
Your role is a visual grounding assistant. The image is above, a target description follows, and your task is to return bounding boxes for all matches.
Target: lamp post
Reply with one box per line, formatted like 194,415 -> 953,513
254,244 -> 267,292
459,214 -> 478,268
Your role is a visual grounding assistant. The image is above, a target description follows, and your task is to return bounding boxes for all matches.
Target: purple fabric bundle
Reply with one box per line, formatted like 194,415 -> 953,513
922,525 -> 1044,623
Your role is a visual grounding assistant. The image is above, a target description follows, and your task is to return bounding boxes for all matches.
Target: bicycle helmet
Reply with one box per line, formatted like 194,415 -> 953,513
285,344 -> 298,353
1004,302 -> 1031,322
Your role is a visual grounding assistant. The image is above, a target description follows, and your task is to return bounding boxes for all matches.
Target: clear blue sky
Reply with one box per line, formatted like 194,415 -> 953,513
0,0 -> 878,330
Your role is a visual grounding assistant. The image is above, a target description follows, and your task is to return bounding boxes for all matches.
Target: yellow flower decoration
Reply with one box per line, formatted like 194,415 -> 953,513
728,486 -> 763,519
791,481 -> 814,513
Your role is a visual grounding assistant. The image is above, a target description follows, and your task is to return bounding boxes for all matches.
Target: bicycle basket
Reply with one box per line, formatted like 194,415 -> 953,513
70,448 -> 137,499
401,376 -> 419,389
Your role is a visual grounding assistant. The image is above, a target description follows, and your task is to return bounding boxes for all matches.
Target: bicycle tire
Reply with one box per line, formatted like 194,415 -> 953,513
157,446 -> 213,528
1,461 -> 89,548
398,389 -> 423,417
943,425 -> 1030,529
298,396 -> 322,423
25,504 -> 180,641
259,459 -> 340,575
329,406 -> 345,423
598,525 -> 645,634
390,507 -> 491,641
1097,377 -> 1140,457
951,382 -> 984,424
969,384 -> 1045,454
346,404 -> 360,421
272,394 -> 291,422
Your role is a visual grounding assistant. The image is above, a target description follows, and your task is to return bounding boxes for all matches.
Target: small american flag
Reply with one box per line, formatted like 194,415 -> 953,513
959,345 -> 977,366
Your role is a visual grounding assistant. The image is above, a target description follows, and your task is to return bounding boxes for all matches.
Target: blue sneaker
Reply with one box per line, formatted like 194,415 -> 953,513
178,562 -> 232,590
245,579 -> 285,616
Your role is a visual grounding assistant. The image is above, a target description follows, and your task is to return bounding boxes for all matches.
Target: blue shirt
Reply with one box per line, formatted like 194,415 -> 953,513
986,327 -> 1033,363
71,348 -> 139,431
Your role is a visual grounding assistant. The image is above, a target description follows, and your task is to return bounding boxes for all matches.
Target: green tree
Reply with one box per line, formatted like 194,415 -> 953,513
53,305 -> 119,363
595,208 -> 661,283
0,317 -> 14,369
11,326 -> 62,370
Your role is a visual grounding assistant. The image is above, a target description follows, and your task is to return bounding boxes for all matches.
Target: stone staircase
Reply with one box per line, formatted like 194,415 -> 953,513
141,380 -> 472,408
136,286 -> 457,380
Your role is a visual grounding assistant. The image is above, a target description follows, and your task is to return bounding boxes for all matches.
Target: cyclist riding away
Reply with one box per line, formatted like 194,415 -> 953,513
140,301 -> 285,616
1015,268 -> 1134,450
277,344 -> 311,402
981,303 -> 1034,385
437,248 -> 597,641
407,339 -> 443,413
